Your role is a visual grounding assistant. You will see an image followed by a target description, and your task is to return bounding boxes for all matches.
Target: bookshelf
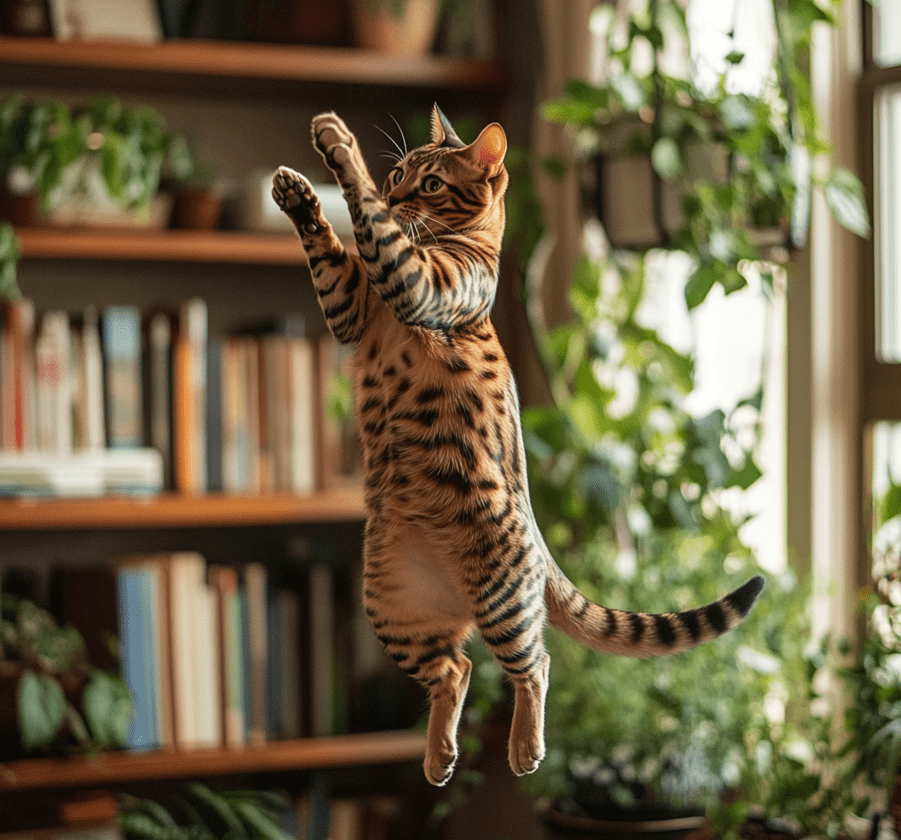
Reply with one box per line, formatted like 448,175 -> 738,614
0,488 -> 365,530
0,30 -> 506,826
0,731 -> 428,791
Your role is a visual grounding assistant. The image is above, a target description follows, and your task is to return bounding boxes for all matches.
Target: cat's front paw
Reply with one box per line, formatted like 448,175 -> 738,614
272,166 -> 325,234
312,112 -> 365,177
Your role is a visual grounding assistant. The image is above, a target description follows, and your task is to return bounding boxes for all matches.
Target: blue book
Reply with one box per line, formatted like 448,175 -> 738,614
117,566 -> 160,750
102,305 -> 143,449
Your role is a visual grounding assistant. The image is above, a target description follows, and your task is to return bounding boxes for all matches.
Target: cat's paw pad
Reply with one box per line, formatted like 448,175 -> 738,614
312,113 -> 357,170
424,748 -> 458,787
509,737 -> 545,777
272,166 -> 323,233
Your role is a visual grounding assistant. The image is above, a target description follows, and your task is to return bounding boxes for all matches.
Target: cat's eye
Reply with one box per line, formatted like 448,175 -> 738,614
422,176 -> 443,193
390,168 -> 404,187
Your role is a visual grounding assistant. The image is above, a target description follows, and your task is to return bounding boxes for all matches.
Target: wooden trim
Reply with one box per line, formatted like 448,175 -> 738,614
16,228 -> 309,265
0,36 -> 508,95
0,730 -> 426,791
0,488 -> 365,530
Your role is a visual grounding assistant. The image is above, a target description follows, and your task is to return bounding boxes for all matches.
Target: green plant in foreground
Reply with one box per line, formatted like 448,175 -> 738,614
120,783 -> 289,840
0,595 -> 133,753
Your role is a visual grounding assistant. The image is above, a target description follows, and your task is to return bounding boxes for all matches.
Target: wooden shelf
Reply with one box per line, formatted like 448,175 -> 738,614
16,227 -> 308,265
0,488 -> 366,530
0,36 -> 508,97
0,730 -> 427,791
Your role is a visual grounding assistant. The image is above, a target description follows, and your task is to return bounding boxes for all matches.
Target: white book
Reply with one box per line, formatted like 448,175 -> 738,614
288,338 -> 316,494
168,552 -> 206,750
34,311 -> 72,454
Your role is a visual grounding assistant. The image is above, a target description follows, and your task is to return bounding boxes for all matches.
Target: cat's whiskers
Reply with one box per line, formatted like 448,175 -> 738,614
389,113 -> 408,156
419,212 -> 461,238
375,123 -> 406,162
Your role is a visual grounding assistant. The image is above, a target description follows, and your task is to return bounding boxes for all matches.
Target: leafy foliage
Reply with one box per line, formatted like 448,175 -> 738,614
542,0 -> 868,310
0,594 -> 133,754
0,93 -> 195,300
120,783 -> 290,840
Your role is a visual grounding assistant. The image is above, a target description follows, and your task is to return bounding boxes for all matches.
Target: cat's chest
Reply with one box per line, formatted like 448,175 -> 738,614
354,317 -> 517,485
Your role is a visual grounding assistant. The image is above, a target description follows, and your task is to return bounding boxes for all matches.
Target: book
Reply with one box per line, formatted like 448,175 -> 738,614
308,563 -> 335,737
2,298 -> 36,451
267,586 -> 302,740
167,551 -> 208,749
173,298 -> 208,494
70,307 -> 106,451
287,337 -> 316,494
116,562 -> 162,750
101,305 -> 142,449
243,561 -> 268,744
144,310 -> 173,487
209,565 -> 245,747
34,311 -> 72,454
205,337 -> 224,493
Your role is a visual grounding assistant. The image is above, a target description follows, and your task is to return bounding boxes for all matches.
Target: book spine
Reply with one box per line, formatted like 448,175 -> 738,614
102,305 -> 143,450
116,565 -> 161,750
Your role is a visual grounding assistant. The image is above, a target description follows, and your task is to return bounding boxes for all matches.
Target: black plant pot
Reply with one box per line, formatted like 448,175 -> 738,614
536,797 -> 706,840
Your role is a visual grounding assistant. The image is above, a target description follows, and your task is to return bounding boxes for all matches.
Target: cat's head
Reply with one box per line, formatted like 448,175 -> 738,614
382,104 -> 508,238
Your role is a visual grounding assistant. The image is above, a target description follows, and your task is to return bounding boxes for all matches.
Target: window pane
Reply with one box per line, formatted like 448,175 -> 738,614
870,423 -> 901,643
873,0 -> 901,67
875,85 -> 901,362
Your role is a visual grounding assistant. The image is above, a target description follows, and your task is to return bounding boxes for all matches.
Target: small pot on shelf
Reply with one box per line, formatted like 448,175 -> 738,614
351,0 -> 440,56
169,187 -> 223,231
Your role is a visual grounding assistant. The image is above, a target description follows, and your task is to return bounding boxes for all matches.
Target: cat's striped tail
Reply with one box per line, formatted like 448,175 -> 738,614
544,558 -> 765,658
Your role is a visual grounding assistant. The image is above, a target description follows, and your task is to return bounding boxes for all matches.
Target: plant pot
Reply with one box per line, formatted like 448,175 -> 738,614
0,188 -> 41,226
169,187 -> 222,230
252,0 -> 351,45
351,0 -> 440,56
537,798 -> 706,840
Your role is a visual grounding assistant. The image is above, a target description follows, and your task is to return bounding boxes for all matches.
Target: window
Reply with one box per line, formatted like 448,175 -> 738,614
862,1 -> 901,591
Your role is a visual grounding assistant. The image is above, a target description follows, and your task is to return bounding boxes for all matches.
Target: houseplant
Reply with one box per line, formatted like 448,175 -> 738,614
120,782 -> 290,840
0,93 -> 195,298
0,594 -> 133,758
542,0 -> 868,307
501,0 -> 873,836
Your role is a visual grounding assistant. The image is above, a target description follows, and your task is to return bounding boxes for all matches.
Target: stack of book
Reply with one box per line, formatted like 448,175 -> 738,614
0,298 -> 360,497
49,553 -> 397,751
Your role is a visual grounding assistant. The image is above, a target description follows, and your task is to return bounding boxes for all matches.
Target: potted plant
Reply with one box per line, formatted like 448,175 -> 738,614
350,0 -> 467,56
542,0 -> 869,304
0,93 -> 194,227
491,2 -> 874,834
0,594 -> 133,758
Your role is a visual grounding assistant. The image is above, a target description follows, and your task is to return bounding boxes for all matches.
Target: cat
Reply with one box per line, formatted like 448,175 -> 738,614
272,105 -> 765,786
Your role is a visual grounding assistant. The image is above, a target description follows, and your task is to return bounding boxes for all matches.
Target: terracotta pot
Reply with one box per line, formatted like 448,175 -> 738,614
170,187 -> 222,230
351,0 -> 440,56
0,189 -> 40,226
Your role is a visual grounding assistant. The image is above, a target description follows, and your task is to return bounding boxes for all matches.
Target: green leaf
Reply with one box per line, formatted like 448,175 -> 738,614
729,458 -> 763,490
82,670 -> 134,747
650,137 -> 682,180
17,670 -> 66,750
0,223 -> 21,300
824,166 -> 870,238
685,262 -> 718,309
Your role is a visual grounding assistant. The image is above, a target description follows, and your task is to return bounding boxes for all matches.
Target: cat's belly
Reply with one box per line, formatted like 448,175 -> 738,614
365,522 -> 472,622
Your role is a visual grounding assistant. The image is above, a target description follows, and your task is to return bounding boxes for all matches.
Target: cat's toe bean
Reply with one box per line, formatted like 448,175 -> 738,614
424,752 -> 457,787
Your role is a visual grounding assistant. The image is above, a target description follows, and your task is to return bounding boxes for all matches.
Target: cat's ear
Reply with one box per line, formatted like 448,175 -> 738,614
470,123 -> 507,171
430,103 -> 465,149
